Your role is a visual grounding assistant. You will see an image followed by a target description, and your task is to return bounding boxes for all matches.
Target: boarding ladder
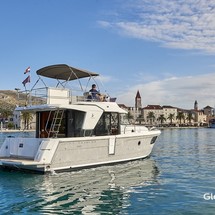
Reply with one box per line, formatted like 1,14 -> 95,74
47,109 -> 64,138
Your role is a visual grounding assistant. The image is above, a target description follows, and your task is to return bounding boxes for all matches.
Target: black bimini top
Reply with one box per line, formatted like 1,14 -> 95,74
36,64 -> 99,81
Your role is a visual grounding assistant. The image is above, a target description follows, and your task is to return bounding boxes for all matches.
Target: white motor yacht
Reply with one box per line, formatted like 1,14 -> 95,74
0,64 -> 161,173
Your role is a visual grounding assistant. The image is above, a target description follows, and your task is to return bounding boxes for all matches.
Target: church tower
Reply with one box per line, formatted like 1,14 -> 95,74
194,100 -> 198,111
135,90 -> 142,109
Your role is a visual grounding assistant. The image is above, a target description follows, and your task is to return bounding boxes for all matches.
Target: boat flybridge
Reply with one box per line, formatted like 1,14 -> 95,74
0,64 -> 161,173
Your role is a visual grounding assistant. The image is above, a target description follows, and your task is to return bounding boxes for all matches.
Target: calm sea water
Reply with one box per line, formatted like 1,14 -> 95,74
0,128 -> 215,214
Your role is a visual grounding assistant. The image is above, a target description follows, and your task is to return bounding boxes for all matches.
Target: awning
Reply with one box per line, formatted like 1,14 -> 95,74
36,64 -> 99,81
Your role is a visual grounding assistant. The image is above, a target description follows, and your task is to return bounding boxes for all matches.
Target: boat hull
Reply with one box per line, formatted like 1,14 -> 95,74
0,131 -> 160,173
209,123 -> 215,128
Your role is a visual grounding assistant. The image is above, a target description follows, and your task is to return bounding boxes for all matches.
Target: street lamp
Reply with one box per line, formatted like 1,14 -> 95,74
14,88 -> 20,99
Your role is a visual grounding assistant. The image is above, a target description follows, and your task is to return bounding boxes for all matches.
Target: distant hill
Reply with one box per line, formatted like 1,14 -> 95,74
0,90 -> 18,111
0,90 -> 36,111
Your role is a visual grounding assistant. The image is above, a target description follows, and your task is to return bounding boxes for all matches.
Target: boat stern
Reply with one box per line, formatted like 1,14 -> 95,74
0,137 -> 59,173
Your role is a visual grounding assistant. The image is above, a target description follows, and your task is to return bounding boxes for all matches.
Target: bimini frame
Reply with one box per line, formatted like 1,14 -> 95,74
31,64 -> 99,91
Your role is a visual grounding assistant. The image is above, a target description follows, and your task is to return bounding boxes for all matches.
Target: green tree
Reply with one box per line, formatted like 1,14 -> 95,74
136,114 -> 144,124
0,108 -> 12,118
21,111 -> 34,130
167,113 -> 175,125
7,122 -> 14,129
176,112 -> 185,125
157,114 -> 166,125
125,111 -> 134,124
147,111 -> 155,125
186,112 -> 194,125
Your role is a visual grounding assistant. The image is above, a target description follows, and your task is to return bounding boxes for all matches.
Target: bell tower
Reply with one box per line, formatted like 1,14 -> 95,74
135,90 -> 142,109
194,100 -> 198,110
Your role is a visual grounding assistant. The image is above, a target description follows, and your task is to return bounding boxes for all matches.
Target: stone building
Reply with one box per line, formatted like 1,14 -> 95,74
142,105 -> 163,125
142,105 -> 178,125
191,100 -> 207,125
203,106 -> 214,123
120,93 -> 210,126
162,105 -> 178,124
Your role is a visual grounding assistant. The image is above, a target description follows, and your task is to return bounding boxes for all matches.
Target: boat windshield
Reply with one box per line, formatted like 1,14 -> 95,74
94,112 -> 120,136
120,113 -> 130,125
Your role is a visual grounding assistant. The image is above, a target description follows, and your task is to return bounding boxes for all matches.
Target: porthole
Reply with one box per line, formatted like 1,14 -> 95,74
138,141 -> 141,145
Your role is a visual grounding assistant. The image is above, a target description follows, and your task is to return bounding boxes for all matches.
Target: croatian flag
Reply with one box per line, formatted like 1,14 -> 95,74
22,75 -> 30,86
24,66 -> 30,74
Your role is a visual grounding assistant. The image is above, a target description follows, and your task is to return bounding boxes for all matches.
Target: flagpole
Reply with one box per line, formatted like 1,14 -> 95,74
24,84 -> 28,106
28,74 -> 31,105
22,66 -> 31,106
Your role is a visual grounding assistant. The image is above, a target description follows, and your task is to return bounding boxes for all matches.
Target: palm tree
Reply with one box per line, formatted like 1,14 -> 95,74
147,111 -> 155,125
136,114 -> 144,124
21,111 -> 34,129
167,113 -> 175,125
125,111 -> 134,123
176,112 -> 185,125
186,112 -> 194,125
157,114 -> 166,126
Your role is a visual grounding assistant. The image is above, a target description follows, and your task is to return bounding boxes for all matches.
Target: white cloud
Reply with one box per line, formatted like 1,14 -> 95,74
97,75 -> 112,83
116,73 -> 215,109
97,21 -> 112,28
98,0 -> 215,53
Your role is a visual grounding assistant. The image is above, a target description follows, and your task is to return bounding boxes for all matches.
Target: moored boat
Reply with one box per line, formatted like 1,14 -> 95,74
208,118 -> 215,128
0,64 -> 161,173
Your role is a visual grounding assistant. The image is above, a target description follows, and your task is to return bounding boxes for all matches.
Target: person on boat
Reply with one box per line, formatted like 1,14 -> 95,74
88,84 -> 100,101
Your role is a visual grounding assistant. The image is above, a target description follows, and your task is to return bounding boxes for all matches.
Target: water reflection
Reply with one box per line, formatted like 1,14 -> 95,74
0,159 -> 159,214
2,128 -> 215,214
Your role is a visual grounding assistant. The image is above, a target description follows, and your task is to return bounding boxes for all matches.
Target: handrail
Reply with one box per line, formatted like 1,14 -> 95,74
16,86 -> 115,106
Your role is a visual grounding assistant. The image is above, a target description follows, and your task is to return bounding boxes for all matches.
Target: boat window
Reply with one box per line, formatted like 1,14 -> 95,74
36,110 -> 66,138
37,109 -> 85,138
120,113 -> 130,125
36,110 -> 122,138
94,112 -> 119,136
66,110 -> 85,137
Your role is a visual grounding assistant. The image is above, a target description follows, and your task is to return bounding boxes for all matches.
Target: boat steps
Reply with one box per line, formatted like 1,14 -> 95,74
0,158 -> 43,166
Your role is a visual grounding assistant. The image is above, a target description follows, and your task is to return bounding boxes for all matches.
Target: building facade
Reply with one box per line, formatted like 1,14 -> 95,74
142,105 -> 178,125
121,92 -> 210,126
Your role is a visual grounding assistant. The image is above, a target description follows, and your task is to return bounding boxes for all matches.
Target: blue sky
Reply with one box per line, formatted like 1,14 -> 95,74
1,0 -> 215,109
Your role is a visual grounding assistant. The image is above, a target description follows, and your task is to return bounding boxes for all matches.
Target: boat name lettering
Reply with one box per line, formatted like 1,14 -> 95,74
81,141 -> 95,144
